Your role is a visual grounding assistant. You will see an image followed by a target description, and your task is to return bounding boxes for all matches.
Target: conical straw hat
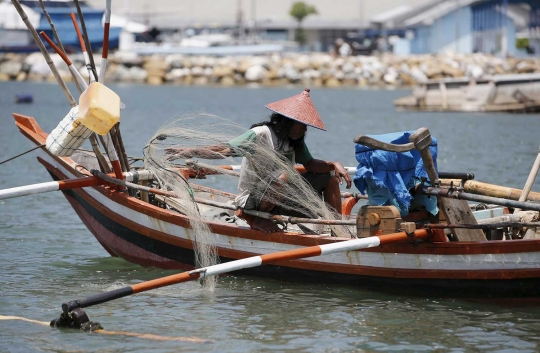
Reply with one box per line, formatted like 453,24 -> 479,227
265,88 -> 326,131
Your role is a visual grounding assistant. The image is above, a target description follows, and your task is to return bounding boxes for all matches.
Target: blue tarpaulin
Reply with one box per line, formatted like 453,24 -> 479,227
353,131 -> 439,217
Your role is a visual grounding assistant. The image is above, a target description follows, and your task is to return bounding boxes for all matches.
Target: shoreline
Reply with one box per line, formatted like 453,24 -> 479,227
1,51 -> 539,88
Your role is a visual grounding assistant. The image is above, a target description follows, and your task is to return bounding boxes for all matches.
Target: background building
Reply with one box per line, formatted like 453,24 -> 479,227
374,0 -> 540,56
85,0 -> 431,52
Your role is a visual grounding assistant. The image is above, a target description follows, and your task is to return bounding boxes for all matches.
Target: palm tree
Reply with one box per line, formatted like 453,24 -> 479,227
289,2 -> 318,46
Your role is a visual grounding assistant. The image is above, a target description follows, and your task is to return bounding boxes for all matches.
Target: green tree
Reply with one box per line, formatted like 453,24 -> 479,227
289,2 -> 318,46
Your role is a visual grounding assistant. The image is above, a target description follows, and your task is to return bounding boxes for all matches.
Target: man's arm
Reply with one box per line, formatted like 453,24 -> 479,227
303,159 -> 352,188
166,144 -> 237,160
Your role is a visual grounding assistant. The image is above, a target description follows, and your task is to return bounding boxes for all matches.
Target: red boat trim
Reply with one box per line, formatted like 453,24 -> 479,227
43,162 -> 540,280
36,148 -> 540,258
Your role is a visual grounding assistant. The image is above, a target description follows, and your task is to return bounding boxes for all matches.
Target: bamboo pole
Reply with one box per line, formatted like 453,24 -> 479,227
74,0 -> 98,81
70,9 -> 126,174
39,32 -> 87,94
439,179 -> 540,201
38,1 -> 66,63
35,7 -> 110,175
109,126 -> 128,172
11,0 -> 76,107
114,124 -> 131,172
37,4 -> 84,97
416,186 -> 540,212
69,14 -> 123,183
39,31 -> 112,174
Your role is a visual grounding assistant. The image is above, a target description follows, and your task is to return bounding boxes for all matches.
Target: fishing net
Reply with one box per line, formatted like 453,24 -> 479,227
143,113 -> 353,286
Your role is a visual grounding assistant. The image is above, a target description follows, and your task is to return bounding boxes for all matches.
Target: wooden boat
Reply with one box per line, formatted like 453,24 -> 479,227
394,73 -> 540,113
12,112 -> 540,299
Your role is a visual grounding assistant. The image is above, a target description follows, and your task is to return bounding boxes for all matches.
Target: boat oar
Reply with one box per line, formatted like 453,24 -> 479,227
0,177 -> 102,200
51,228 -> 429,330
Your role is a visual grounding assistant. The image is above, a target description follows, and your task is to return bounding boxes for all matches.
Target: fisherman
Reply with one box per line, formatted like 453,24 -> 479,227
167,89 -> 352,233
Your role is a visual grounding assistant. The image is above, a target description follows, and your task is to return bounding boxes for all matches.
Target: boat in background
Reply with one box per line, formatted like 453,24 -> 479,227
121,32 -> 288,56
0,0 -> 122,52
394,73 -> 540,113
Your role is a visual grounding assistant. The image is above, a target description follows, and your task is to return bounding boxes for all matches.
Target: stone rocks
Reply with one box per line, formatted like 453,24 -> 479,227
1,51 -> 539,89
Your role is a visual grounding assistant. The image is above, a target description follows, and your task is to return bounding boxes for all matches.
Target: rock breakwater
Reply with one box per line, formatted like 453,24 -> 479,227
1,51 -> 539,88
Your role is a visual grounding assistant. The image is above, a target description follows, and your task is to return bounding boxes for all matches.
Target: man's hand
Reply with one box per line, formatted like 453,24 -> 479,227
333,162 -> 352,189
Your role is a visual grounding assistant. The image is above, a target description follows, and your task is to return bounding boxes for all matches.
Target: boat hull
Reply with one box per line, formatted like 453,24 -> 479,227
14,113 -> 540,298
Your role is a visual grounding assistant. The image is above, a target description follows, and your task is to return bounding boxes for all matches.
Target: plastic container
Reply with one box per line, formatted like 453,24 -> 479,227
46,105 -> 93,156
78,82 -> 120,135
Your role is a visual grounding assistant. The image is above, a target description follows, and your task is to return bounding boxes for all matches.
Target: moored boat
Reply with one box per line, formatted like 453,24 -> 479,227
394,73 -> 540,113
12,112 -> 540,298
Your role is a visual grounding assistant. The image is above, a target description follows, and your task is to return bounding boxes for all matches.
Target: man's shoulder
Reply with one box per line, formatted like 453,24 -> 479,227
251,125 -> 271,135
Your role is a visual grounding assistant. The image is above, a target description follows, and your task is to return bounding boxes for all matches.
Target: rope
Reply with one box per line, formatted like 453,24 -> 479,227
0,315 -> 210,342
0,144 -> 45,165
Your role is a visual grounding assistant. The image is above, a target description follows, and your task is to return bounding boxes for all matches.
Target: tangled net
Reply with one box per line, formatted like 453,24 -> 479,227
143,114 -> 353,287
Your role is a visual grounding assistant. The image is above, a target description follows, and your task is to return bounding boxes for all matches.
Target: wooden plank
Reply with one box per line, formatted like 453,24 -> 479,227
439,198 -> 488,241
409,129 -> 487,242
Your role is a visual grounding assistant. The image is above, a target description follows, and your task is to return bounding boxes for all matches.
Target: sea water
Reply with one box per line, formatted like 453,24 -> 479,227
1,81 -> 540,352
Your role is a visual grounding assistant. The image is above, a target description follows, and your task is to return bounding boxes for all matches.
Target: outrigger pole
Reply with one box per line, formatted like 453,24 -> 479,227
0,169 -> 150,200
51,228 -> 430,330
0,177 -> 102,200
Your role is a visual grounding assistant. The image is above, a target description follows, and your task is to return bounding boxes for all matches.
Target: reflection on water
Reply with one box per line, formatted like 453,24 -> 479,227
1,82 -> 540,352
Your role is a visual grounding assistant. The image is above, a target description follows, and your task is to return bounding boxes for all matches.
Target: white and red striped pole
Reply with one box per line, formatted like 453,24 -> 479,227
61,229 -> 429,314
70,13 -> 95,83
39,31 -> 87,90
70,13 -> 123,183
0,177 -> 102,200
0,169 -> 152,201
99,0 -> 111,84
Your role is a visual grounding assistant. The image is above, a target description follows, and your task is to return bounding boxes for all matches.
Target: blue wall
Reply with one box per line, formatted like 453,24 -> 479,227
410,6 -> 473,54
409,1 -> 520,55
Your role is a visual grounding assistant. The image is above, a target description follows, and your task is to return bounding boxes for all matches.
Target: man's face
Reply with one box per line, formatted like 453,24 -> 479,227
289,121 -> 307,140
